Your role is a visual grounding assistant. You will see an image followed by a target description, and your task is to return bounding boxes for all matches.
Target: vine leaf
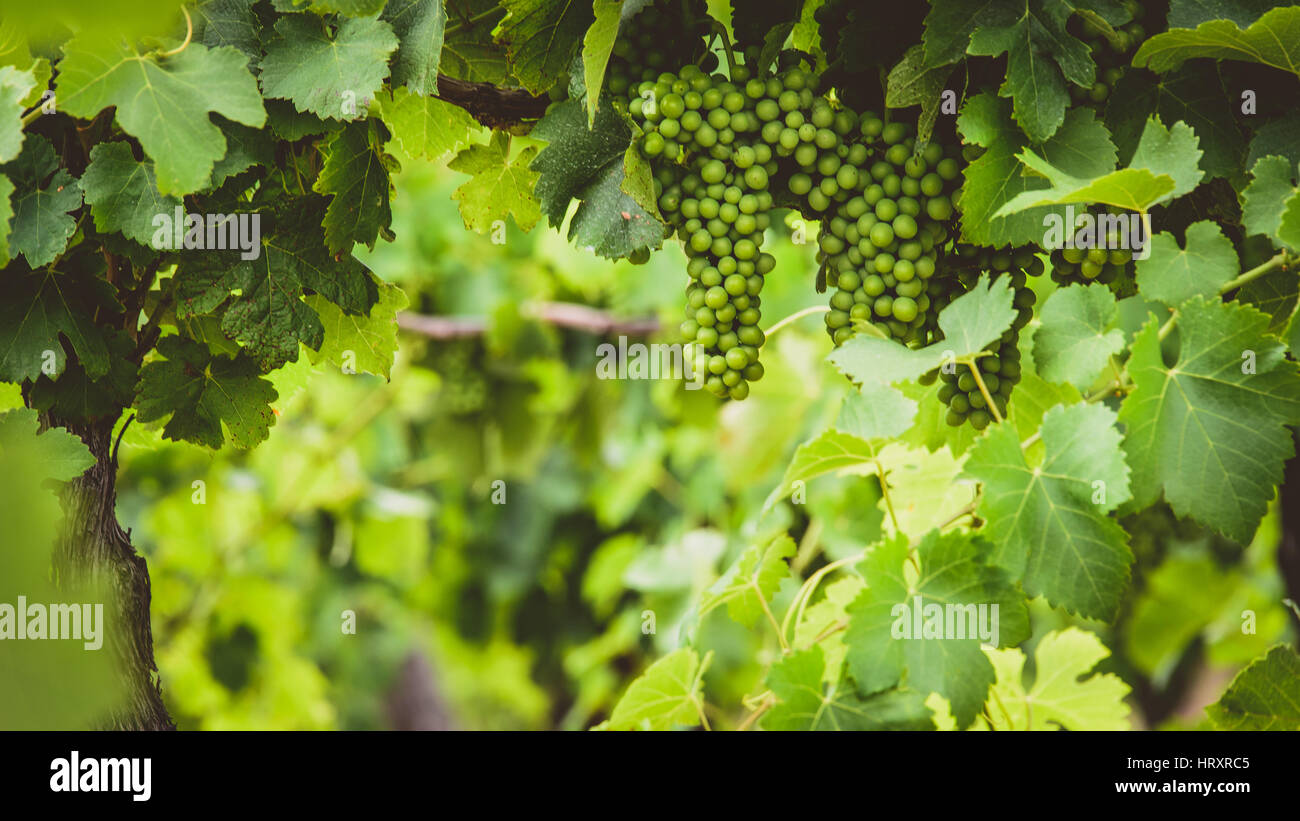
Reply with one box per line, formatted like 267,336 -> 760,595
1206,645 -> 1300,730
0,64 -> 36,163
493,0 -> 594,96
57,38 -> 265,195
382,0 -> 447,96
30,330 -> 138,420
173,200 -> 379,372
995,117 -> 1203,216
1104,62 -> 1246,183
1029,283 -> 1125,388
884,45 -> 953,145
956,97 -> 1114,247
313,120 -> 399,253
842,530 -> 1030,729
259,14 -> 398,121
305,278 -> 409,379
793,577 -> 864,685
963,402 -> 1133,620
0,268 -> 111,383
0,135 -> 82,267
135,335 -> 277,449
441,0 -> 510,83
763,646 -> 936,731
447,131 -> 542,233
531,97 -> 664,257
80,142 -> 182,247
698,535 -> 794,628
1241,155 -> 1300,252
1133,6 -> 1300,79
581,0 -> 622,127
982,627 -> 1131,730
193,0 -> 263,65
829,274 -> 1018,386
376,86 -> 476,163
1119,297 -> 1300,544
0,408 -> 95,483
602,648 -> 705,730
1134,220 -> 1239,305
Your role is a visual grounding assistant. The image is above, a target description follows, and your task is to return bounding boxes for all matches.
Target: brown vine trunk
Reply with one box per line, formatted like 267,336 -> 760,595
47,414 -> 174,730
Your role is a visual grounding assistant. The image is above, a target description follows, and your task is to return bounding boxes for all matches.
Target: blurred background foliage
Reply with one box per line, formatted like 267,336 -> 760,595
6,151 -> 1287,730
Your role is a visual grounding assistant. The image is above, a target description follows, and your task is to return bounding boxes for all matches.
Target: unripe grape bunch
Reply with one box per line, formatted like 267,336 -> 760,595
620,17 -> 964,400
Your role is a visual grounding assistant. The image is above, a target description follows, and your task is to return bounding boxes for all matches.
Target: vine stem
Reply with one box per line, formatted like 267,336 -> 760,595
763,304 -> 829,340
780,554 -> 861,644
873,457 -> 901,532
1218,250 -> 1290,294
965,360 -> 1003,423
737,695 -> 774,730
710,21 -> 740,76
158,6 -> 193,59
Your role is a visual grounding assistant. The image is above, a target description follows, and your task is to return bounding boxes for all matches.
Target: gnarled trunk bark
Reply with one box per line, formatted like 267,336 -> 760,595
47,414 -> 174,730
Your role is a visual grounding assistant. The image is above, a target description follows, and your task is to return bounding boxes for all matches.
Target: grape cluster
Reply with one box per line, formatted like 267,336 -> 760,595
430,339 -> 489,415
632,61 -> 780,399
931,245 -> 1040,429
818,120 -> 962,346
1067,0 -> 1146,107
605,0 -> 715,100
1049,239 -> 1135,294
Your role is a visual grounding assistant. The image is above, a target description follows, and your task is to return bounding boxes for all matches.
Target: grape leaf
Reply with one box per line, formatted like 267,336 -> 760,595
995,117 -> 1204,216
0,407 -> 95,483
581,0 -> 622,127
1,135 -> 82,267
493,0 -> 593,95
382,0 -> 446,95
763,646 -> 936,731
0,175 -> 12,261
259,14 -> 398,121
604,648 -> 705,730
1119,297 -> 1300,543
193,0 -> 262,64
1206,645 -> 1300,730
697,535 -> 795,628
0,64 -> 35,163
1134,220 -> 1239,305
1133,6 -> 1300,79
305,278 -> 409,379
441,0 -> 510,83
793,576 -> 864,685
956,96 -> 1115,247
173,200 -> 379,372
982,627 -> 1131,730
0,267 -> 111,383
447,131 -> 542,233
530,97 -> 664,258
1246,111 -> 1300,172
377,88 -> 476,163
875,442 -> 978,538
828,274 -> 1018,386
313,120 -> 398,254
963,402 -> 1133,620
1029,283 -> 1125,388
1167,0 -> 1274,29
80,141 -> 182,247
206,117 -> 275,190
921,0 -> 1017,68
1241,155 -> 1300,252
964,0 -> 1097,142
842,530 -> 1030,728
835,382 -> 918,442
885,44 -> 953,146
135,335 -> 277,449
29,329 -> 137,420
57,38 -> 265,195
265,99 -> 343,141
1104,62 -> 1246,183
